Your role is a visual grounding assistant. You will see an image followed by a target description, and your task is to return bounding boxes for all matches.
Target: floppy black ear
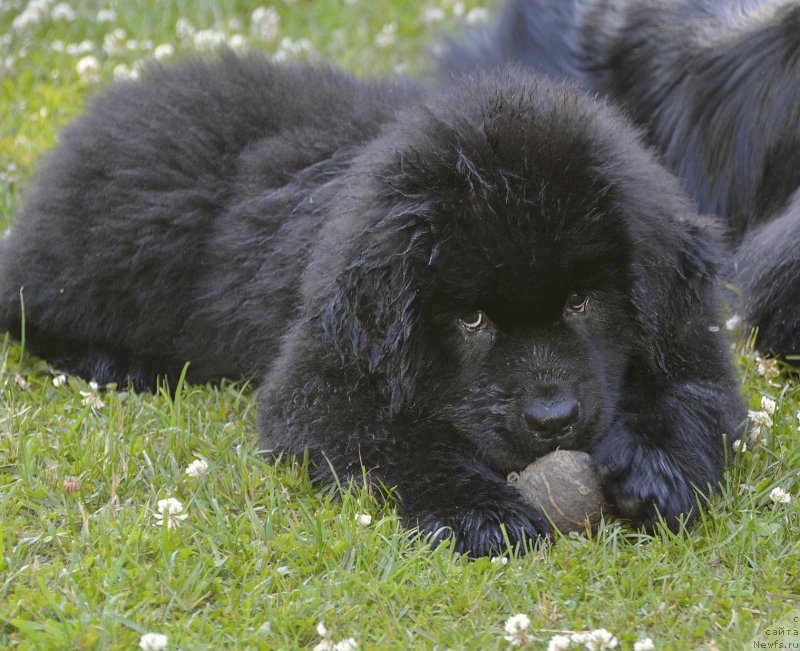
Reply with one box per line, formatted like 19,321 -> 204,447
629,216 -> 724,375
321,215 -> 433,414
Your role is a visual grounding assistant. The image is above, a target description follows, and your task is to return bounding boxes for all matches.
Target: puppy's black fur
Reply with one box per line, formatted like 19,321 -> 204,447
447,0 -> 800,356
0,55 -> 744,556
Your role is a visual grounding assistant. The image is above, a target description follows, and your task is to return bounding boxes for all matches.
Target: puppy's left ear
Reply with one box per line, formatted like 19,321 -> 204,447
630,215 -> 725,374
322,216 -> 432,414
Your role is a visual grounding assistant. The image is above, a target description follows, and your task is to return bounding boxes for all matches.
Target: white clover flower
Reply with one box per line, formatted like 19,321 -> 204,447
490,556 -> 508,565
375,23 -> 397,48
158,497 -> 184,513
504,614 -> 530,634
448,0 -> 465,16
504,614 -> 532,646
103,28 -> 127,56
154,497 -> 188,528
13,3 -> 48,32
422,7 -> 445,23
354,513 -> 372,526
139,632 -> 168,650
97,8 -> 116,22
634,638 -> 655,651
755,356 -> 780,380
732,439 -> 747,453
227,34 -> 248,53
79,382 -> 105,406
276,565 -> 291,576
313,622 -> 335,651
113,63 -> 139,81
760,396 -> 777,415
273,36 -> 312,62
770,487 -> 791,504
571,632 -> 591,646
251,6 -> 280,42
185,458 -> 208,478
53,374 -> 67,387
176,18 -> 195,38
725,314 -> 742,331
193,29 -> 226,50
51,2 -> 76,21
547,634 -> 572,651
466,7 -> 489,23
748,409 -> 773,431
584,628 -> 618,650
66,40 -> 94,56
333,640 -> 357,651
153,43 -> 175,61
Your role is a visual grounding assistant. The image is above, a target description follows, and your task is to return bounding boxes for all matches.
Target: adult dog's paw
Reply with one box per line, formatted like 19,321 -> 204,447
593,430 -> 700,531
415,497 -> 551,557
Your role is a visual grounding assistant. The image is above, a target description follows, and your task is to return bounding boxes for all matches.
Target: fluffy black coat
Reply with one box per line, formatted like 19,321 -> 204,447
0,56 -> 744,556
446,0 -> 800,356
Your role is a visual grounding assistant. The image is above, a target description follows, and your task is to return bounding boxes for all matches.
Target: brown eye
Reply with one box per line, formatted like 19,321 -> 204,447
460,310 -> 489,332
564,293 -> 588,314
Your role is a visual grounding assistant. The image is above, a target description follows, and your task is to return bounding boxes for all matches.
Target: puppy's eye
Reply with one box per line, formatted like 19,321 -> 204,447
460,310 -> 489,332
564,292 -> 588,314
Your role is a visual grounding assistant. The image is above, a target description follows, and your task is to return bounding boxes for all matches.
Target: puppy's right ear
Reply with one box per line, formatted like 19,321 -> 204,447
321,214 -> 433,415
628,213 -> 724,375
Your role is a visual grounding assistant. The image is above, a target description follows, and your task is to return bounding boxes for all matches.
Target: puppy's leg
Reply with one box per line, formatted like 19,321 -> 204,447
0,303 -> 183,391
29,334 -> 182,392
593,380 -> 741,530
347,432 -> 550,556
261,352 -> 550,557
735,194 -> 800,357
315,428 -> 551,557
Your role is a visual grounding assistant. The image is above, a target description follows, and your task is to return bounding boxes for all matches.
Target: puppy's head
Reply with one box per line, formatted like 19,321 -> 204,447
323,69 -> 722,473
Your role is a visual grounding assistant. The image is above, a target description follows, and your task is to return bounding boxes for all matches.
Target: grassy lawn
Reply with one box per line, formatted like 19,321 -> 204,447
1,0 -> 798,648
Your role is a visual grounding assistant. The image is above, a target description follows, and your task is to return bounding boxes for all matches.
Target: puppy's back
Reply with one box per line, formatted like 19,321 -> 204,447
0,55 -> 420,384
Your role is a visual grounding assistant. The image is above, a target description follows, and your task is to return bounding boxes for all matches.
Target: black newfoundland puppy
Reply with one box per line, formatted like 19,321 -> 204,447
445,0 -> 800,357
0,56 -> 744,556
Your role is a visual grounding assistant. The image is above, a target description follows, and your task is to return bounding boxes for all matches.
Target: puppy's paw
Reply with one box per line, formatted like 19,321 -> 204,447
593,430 -> 699,531
414,496 -> 551,557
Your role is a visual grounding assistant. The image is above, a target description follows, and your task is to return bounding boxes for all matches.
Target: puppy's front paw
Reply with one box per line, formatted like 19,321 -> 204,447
414,495 -> 551,557
593,430 -> 699,531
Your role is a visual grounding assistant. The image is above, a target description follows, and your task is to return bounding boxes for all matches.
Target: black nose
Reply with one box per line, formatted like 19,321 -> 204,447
523,395 -> 580,436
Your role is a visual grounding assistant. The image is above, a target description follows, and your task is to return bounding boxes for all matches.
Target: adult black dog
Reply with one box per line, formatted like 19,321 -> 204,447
0,55 -> 743,556
445,0 -> 800,357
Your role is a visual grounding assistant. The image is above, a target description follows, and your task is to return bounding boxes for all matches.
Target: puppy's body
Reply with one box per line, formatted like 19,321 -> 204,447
0,58 -> 419,387
1,56 -> 743,555
446,0 -> 800,355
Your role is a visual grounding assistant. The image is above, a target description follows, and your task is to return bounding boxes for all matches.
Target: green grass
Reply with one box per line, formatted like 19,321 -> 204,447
1,1 -> 798,649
